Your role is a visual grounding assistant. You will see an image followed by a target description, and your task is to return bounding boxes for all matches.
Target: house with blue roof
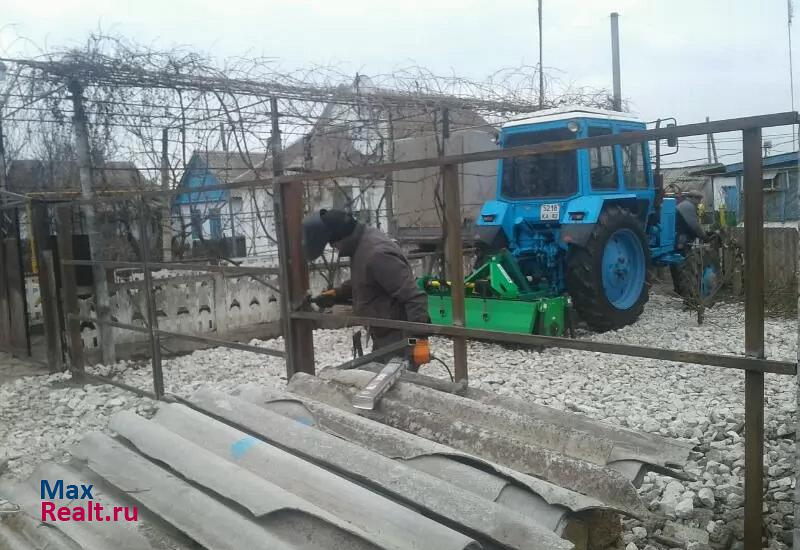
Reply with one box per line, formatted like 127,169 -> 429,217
172,150 -> 267,256
708,151 -> 799,224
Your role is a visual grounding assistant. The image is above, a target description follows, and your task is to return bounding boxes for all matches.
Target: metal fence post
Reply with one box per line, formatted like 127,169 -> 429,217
55,206 -> 84,375
441,108 -> 468,384
270,97 -> 315,377
139,200 -> 165,398
742,127 -> 765,549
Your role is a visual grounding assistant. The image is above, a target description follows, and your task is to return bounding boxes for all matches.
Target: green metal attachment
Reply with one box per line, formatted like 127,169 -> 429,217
418,251 -> 568,336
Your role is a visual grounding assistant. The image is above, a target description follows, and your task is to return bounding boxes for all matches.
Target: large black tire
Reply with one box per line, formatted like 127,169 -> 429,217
566,205 -> 651,331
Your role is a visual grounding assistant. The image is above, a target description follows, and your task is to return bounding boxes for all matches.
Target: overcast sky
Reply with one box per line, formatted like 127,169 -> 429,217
2,0 -> 799,164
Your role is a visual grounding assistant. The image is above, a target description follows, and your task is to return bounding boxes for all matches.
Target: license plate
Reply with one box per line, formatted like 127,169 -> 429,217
540,203 -> 560,221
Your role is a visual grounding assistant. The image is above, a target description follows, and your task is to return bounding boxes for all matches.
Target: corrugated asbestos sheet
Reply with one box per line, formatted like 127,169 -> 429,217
0,368 -> 692,550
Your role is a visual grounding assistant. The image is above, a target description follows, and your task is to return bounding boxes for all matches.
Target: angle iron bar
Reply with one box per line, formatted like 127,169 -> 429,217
291,311 -> 796,375
70,314 -> 286,358
332,339 -> 409,370
28,112 -> 800,207
77,371 -> 159,400
742,126 -> 766,549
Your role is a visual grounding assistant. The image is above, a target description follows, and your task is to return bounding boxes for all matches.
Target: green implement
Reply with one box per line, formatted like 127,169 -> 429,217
418,251 -> 570,336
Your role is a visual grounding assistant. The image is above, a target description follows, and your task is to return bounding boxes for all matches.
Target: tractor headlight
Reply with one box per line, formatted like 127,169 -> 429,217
567,120 -> 580,133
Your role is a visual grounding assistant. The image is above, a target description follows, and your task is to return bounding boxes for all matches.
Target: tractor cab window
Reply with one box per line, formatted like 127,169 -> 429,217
501,128 -> 577,198
588,127 -> 617,190
620,133 -> 648,189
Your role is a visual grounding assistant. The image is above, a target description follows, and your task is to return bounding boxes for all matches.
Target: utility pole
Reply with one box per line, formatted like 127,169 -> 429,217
68,78 -> 115,364
706,117 -> 713,163
538,0 -> 544,109
610,12 -> 622,111
161,128 -> 172,261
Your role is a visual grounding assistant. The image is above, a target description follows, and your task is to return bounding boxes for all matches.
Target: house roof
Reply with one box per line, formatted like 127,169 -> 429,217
187,150 -> 270,183
721,150 -> 799,175
660,162 -> 722,192
7,159 -> 150,195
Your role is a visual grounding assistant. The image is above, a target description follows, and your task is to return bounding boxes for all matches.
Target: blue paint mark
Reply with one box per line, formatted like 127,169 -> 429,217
294,416 -> 315,427
230,436 -> 258,459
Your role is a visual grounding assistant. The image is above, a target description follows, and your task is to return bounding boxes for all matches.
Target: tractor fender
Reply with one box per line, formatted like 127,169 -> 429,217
559,194 -> 643,247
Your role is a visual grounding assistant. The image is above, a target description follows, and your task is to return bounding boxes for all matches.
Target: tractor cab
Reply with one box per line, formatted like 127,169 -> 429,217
477,106 -> 656,256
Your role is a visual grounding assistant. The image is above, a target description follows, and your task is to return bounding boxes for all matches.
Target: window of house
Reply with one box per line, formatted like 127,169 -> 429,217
620,133 -> 648,189
208,209 -> 222,240
588,127 -> 617,190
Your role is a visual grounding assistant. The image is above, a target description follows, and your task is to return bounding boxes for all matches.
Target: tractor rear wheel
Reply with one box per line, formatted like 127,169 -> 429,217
566,206 -> 650,331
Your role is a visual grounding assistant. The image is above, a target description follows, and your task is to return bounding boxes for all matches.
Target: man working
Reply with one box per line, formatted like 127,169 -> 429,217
302,208 -> 431,370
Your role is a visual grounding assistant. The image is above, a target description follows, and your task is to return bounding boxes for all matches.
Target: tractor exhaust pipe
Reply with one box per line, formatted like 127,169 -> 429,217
610,12 -> 622,111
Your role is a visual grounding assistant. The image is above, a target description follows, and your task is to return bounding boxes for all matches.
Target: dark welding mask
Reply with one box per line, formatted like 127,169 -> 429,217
302,209 -> 358,261
302,210 -> 329,261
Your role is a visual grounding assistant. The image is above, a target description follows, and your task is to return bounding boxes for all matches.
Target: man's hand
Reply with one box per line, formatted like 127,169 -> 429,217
311,289 -> 337,309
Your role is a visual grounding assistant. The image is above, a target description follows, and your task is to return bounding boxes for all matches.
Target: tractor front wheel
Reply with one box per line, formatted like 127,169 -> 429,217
566,206 -> 650,331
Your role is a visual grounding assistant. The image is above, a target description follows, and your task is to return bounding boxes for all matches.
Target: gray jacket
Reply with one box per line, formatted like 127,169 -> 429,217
335,224 -> 429,347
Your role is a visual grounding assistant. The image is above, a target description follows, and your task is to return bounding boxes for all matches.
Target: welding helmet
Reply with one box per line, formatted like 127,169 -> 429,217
302,209 -> 357,260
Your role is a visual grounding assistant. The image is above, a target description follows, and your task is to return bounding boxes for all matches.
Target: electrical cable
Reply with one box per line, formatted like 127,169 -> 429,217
427,355 -> 455,382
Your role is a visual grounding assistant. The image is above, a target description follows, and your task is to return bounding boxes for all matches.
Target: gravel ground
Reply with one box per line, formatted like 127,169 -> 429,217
0,292 -> 796,549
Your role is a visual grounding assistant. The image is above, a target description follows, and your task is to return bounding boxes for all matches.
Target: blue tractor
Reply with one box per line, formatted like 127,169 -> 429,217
421,107 -> 718,334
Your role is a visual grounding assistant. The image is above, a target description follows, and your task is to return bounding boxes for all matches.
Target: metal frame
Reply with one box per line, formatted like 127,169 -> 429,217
23,110 -> 797,548
271,111 -> 795,548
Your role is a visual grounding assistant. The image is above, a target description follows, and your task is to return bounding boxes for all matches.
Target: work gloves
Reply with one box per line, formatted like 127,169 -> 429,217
311,289 -> 337,309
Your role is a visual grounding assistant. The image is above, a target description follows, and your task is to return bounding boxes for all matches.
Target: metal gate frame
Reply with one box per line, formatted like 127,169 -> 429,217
33,109 -> 798,549
274,112 -> 798,549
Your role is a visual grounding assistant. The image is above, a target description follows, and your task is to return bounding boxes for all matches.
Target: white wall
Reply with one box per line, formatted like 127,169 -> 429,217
392,129 -> 497,229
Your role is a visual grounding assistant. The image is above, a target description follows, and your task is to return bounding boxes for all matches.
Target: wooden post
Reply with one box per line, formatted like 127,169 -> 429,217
270,97 -> 315,377
30,201 -> 63,371
742,127 -> 765,549
441,108 -> 468,384
68,78 -> 115,365
55,206 -> 84,375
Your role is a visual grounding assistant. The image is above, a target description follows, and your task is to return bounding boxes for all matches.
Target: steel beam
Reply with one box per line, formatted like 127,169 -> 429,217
441,109 -> 468,384
139,202 -> 164,398
742,127 -> 766,549
443,162 -> 468,383
291,311 -> 795,375
332,339 -> 408,370
55,206 -> 84,374
271,96 -> 315,378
